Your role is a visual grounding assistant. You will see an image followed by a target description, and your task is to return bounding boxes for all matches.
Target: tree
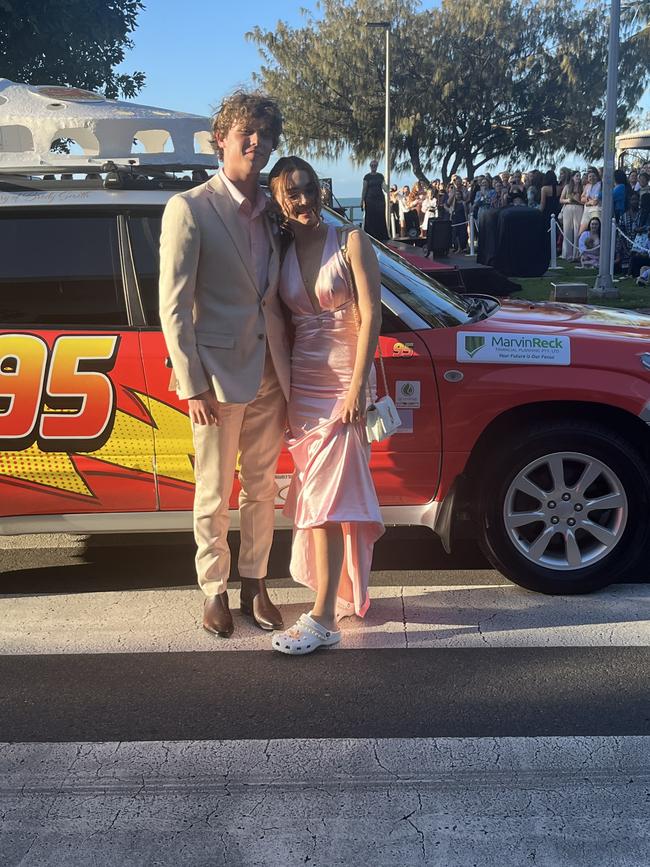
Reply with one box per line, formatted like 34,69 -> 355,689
248,0 -> 650,181
0,0 -> 145,98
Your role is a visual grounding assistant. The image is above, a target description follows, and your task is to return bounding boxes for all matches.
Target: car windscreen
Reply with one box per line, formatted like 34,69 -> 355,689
322,209 -> 471,328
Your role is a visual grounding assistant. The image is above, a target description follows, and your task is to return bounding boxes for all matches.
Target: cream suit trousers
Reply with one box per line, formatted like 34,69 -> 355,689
192,352 -> 286,596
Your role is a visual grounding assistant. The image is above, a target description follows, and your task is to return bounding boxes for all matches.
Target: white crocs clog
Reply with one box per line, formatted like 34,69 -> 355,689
335,598 -> 356,622
272,613 -> 341,656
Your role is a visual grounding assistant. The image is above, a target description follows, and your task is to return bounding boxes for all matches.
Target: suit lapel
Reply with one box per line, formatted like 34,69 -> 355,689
207,174 -> 262,297
264,212 -> 280,297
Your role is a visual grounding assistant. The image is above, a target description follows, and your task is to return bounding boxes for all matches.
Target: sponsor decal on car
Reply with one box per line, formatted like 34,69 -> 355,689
456,332 -> 571,365
395,380 -> 420,409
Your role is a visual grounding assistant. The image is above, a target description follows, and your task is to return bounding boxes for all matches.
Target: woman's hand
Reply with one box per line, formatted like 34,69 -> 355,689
341,384 -> 367,424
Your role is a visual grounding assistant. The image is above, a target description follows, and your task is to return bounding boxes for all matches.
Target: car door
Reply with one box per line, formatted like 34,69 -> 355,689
0,208 -> 156,526
126,209 -> 442,517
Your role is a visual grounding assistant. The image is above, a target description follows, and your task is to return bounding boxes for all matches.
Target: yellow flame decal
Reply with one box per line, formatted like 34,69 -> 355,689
0,390 -> 197,496
0,440 -> 92,496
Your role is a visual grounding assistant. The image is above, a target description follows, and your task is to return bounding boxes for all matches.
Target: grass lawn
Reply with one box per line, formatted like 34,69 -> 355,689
514,261 -> 650,311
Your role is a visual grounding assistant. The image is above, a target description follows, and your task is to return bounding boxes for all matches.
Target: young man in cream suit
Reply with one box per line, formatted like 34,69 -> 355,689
159,92 -> 289,637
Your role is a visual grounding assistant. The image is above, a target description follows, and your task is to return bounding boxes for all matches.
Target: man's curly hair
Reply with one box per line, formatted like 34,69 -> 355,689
212,90 -> 283,159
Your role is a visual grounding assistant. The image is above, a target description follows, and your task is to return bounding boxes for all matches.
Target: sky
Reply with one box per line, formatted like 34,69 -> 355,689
116,0 -> 650,200
116,0 -> 373,199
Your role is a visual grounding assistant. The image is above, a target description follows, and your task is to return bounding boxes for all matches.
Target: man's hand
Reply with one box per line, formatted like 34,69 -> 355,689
188,390 -> 221,426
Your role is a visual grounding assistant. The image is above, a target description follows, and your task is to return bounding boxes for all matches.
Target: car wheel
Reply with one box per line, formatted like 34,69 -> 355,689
477,421 -> 650,594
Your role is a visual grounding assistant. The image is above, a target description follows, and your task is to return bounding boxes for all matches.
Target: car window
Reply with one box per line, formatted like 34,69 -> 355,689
127,213 -> 162,326
0,212 -> 127,327
322,208 -> 471,328
128,213 -> 412,334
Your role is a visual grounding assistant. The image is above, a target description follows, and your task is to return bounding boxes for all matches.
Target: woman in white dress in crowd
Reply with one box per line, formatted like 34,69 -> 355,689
560,171 -> 584,262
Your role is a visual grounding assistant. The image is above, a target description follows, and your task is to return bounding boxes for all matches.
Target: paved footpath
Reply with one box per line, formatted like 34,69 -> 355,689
2,559 -> 650,866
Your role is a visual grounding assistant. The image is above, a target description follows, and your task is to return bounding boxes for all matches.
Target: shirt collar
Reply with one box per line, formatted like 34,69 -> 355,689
219,169 -> 267,219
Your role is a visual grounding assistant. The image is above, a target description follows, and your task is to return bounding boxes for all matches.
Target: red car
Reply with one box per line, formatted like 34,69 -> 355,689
1,171 -> 649,595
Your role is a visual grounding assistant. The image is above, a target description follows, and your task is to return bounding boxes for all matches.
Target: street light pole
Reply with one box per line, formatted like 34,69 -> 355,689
593,0 -> 621,298
367,21 -> 391,235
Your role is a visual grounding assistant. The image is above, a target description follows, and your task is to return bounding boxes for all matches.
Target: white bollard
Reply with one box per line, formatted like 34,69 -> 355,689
469,215 -> 476,256
609,217 -> 617,279
548,214 -> 561,270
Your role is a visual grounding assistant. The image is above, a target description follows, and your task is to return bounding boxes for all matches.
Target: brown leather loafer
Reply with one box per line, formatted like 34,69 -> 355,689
203,592 -> 234,638
240,577 -> 284,631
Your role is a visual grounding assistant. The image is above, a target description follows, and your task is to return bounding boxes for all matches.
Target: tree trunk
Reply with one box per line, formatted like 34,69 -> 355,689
406,136 -> 429,185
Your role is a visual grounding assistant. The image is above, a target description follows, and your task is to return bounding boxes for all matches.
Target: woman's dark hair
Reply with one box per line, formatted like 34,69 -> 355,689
589,217 -> 601,235
543,170 -> 558,186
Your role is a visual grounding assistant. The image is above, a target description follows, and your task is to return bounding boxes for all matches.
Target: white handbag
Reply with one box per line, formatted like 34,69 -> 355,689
365,392 -> 402,443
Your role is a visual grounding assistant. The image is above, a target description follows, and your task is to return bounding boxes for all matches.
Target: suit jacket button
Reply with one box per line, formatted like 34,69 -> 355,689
257,333 -> 264,340
261,300 -> 266,307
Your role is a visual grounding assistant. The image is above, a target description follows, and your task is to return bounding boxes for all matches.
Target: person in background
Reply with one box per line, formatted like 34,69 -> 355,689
540,170 -> 562,227
447,175 -> 468,253
580,167 -> 602,232
404,184 -> 422,235
616,191 -> 641,274
629,225 -> 650,279
509,170 -> 525,195
420,183 -> 437,237
557,168 -> 571,201
492,176 -> 507,207
525,171 -> 540,207
389,184 -> 400,237
637,172 -> 650,227
560,171 -> 584,262
360,159 -> 388,242
629,169 -> 639,192
398,184 -> 410,236
578,217 -> 601,268
472,177 -> 497,219
613,169 -> 630,222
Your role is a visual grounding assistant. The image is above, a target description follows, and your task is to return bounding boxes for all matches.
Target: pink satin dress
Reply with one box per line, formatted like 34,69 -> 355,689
279,225 -> 384,617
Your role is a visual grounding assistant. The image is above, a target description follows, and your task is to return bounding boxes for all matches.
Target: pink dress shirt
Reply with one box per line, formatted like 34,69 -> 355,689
218,169 -> 270,293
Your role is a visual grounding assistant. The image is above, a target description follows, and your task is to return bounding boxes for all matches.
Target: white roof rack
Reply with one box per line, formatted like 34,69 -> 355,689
0,79 -> 217,169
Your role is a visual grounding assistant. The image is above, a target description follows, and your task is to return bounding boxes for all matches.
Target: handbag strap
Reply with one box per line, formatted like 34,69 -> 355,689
337,226 -> 389,400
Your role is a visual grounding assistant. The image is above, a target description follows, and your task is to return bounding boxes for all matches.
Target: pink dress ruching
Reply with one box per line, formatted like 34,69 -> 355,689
279,225 -> 384,617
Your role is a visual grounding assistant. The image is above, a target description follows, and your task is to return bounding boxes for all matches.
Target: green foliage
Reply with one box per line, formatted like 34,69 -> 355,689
0,0 -> 145,98
248,0 -> 650,181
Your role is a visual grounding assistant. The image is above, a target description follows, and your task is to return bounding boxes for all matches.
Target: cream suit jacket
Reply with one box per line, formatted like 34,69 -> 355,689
158,173 -> 290,403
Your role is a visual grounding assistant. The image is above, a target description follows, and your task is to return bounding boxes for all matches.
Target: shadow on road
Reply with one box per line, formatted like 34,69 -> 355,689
0,528 -> 491,595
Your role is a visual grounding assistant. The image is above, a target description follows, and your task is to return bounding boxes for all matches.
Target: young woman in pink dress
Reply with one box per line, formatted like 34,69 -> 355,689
267,156 -> 384,656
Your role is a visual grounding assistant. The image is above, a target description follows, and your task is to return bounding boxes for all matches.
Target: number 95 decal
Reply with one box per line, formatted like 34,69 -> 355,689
0,334 -> 120,452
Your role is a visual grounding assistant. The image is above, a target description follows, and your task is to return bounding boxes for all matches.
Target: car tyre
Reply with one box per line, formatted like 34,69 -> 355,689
477,421 -> 650,594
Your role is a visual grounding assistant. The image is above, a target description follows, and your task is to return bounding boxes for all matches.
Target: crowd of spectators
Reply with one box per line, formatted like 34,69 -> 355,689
387,165 -> 650,281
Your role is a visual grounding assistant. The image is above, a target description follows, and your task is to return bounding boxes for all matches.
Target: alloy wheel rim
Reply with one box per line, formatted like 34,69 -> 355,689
503,451 -> 628,571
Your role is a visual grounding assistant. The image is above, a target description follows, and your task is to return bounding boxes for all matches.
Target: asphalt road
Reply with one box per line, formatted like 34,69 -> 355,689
2,531 -> 650,865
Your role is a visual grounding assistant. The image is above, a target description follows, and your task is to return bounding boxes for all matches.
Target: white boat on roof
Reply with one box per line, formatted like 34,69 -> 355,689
0,79 -> 216,169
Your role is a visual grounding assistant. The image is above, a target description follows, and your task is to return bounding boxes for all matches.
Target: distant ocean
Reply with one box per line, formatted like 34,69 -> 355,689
337,197 -> 361,209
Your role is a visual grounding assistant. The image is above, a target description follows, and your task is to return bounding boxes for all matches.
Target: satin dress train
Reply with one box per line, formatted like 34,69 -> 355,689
279,225 -> 384,616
